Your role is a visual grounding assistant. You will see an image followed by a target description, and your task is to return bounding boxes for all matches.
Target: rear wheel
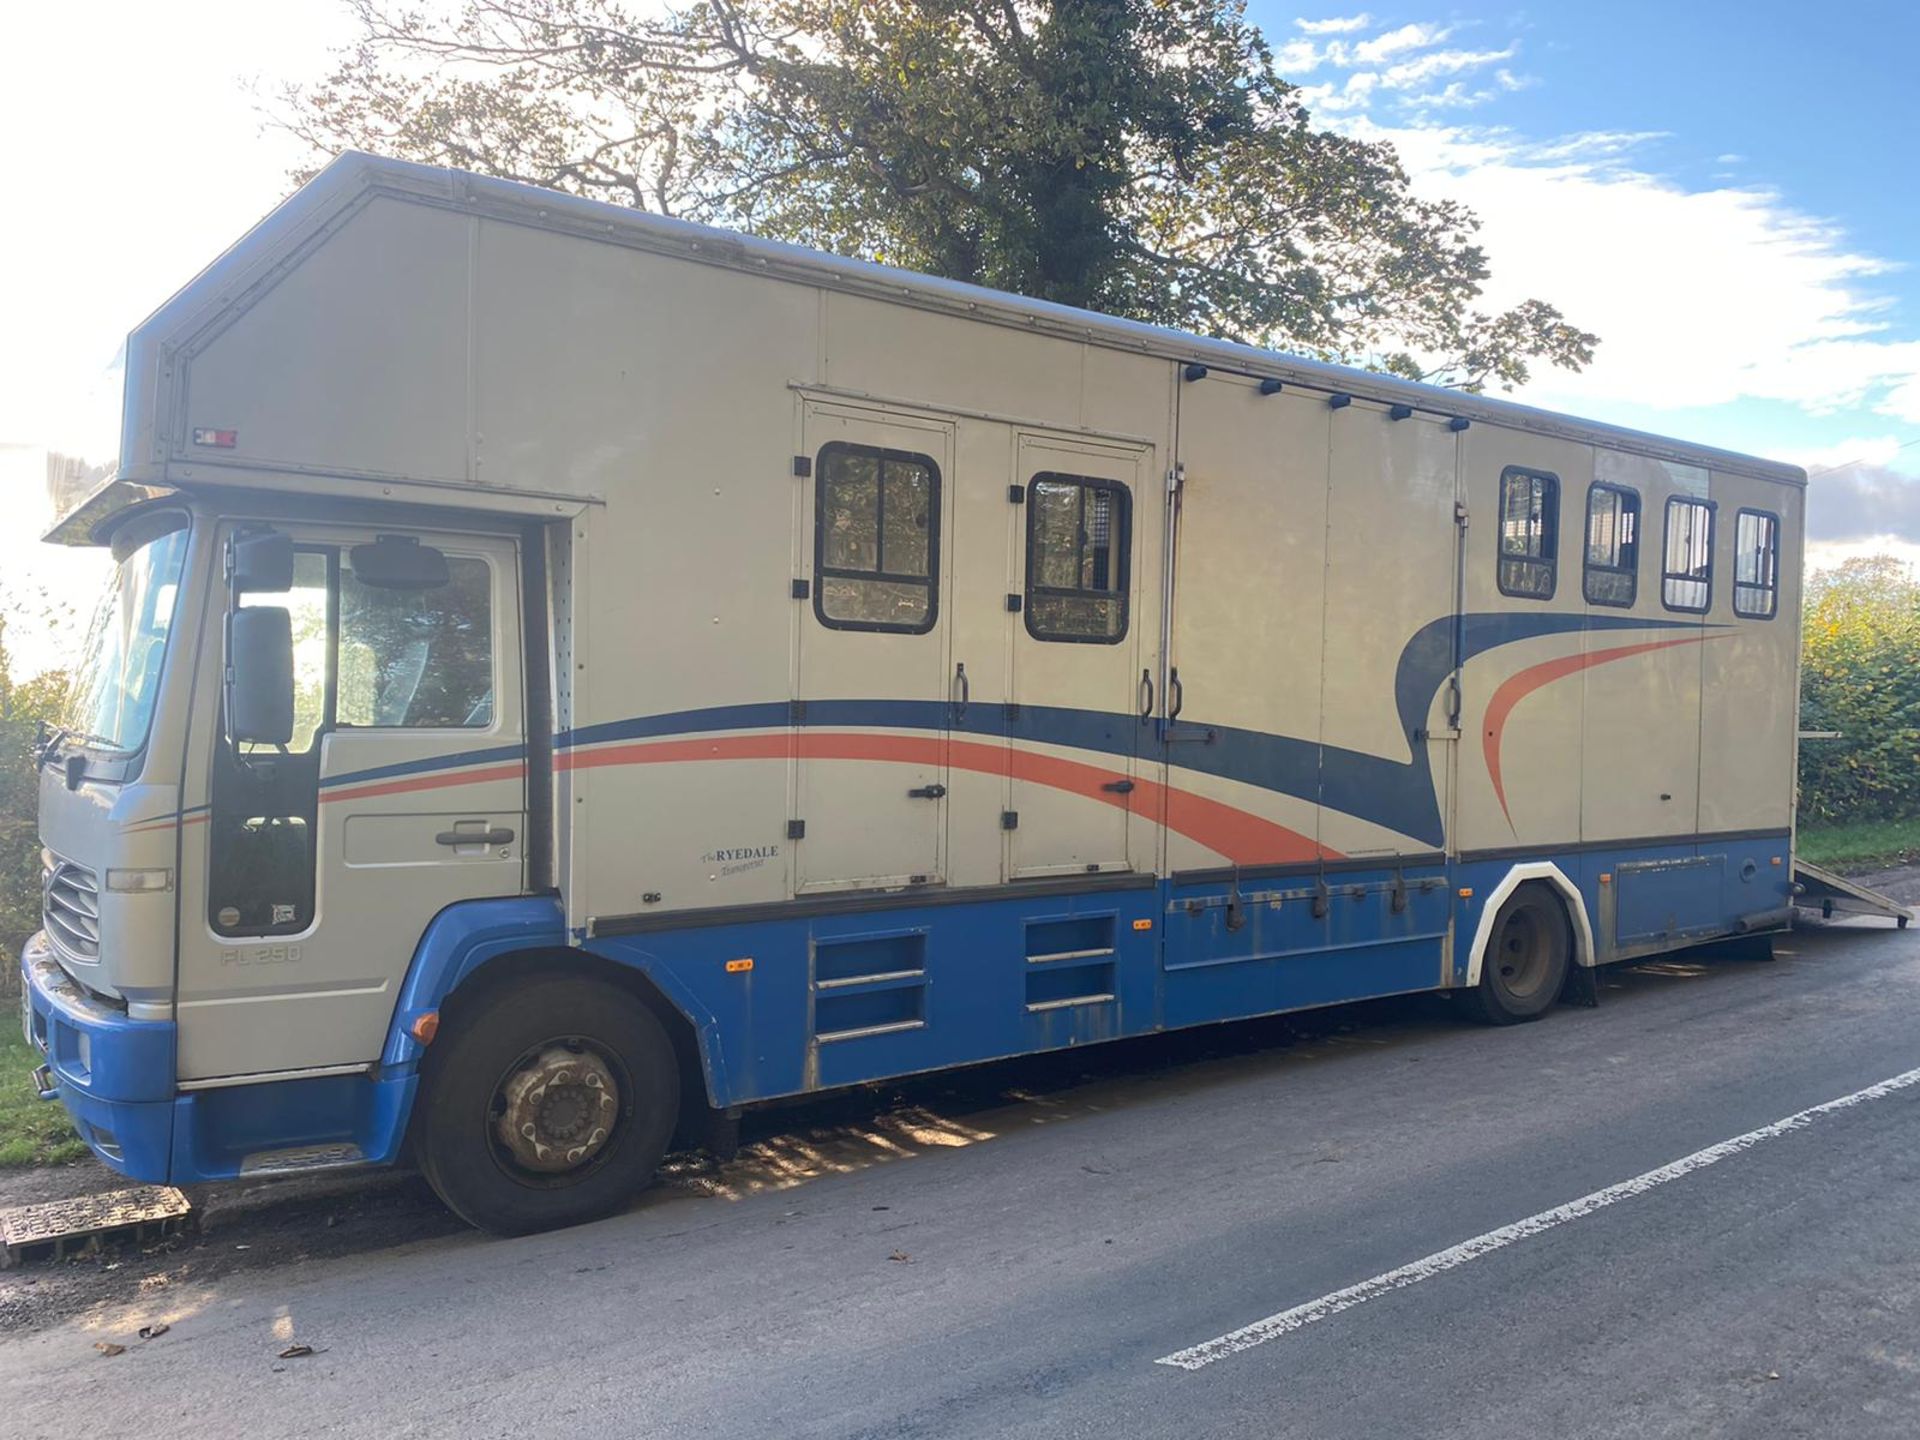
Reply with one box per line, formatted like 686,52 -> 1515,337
415,975 -> 679,1235
1463,884 -> 1572,1025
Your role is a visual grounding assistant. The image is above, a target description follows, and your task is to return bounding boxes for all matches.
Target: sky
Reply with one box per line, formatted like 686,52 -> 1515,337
2,0 -> 1918,670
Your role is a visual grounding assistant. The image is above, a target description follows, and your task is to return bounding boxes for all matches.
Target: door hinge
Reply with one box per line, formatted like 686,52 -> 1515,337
1001,810 -> 1019,830
1167,463 -> 1185,495
1008,483 -> 1025,504
792,455 -> 812,478
791,578 -> 811,599
786,819 -> 806,840
1006,593 -> 1023,612
790,699 -> 808,723
1454,500 -> 1470,528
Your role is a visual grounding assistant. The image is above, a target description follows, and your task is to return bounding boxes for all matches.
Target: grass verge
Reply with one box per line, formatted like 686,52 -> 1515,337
0,1025 -> 87,1167
1796,816 -> 1920,874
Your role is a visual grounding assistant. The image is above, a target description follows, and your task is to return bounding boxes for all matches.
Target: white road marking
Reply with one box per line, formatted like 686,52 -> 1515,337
1157,1063 -> 1920,1372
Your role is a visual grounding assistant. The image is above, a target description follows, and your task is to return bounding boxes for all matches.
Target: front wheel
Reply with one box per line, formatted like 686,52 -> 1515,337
1463,884 -> 1572,1025
415,975 -> 680,1235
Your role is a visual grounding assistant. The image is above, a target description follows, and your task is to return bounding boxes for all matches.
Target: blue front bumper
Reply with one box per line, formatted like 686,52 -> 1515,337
21,933 -> 420,1184
19,932 -> 176,1180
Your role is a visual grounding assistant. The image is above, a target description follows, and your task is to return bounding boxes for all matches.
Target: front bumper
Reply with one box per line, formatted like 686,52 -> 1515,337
19,932 -> 176,1180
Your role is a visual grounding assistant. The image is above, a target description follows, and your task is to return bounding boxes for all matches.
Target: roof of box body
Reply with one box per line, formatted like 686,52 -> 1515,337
118,151 -> 1805,491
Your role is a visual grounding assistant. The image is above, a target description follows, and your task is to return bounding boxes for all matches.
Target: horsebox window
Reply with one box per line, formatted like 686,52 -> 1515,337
814,442 -> 940,634
1497,467 -> 1559,600
1661,497 -> 1715,613
1025,473 -> 1131,643
1583,483 -> 1640,608
1733,508 -> 1781,619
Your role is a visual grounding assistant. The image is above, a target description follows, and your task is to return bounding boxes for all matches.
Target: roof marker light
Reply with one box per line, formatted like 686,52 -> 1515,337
192,428 -> 238,448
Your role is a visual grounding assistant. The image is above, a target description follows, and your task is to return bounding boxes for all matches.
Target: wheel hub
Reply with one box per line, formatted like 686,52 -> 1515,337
494,1045 -> 620,1174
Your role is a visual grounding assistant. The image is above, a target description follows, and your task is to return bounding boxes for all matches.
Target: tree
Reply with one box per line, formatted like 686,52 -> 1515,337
0,612 -> 72,996
283,0 -> 1596,390
1799,556 -> 1920,825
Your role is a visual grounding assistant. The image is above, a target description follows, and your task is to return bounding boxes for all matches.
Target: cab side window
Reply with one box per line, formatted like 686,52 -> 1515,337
339,557 -> 495,727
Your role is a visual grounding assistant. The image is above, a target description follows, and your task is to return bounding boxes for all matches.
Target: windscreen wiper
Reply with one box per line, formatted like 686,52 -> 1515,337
34,722 -> 70,768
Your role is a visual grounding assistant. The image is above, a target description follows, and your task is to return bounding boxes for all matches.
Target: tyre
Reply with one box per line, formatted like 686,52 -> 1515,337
414,975 -> 680,1235
1462,884 -> 1572,1025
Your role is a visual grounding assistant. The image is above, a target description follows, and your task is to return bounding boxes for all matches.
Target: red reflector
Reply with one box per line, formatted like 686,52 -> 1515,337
192,428 -> 238,448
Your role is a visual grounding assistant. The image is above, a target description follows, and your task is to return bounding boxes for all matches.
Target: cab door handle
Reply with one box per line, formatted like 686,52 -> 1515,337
437,826 -> 515,847
907,784 -> 947,800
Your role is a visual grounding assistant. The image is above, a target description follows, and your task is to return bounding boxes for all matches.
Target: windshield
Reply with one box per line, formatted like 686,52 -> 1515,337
63,514 -> 191,754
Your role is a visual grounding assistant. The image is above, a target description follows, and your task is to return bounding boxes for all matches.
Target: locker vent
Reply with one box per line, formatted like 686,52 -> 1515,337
1024,916 -> 1117,1012
814,932 -> 927,1042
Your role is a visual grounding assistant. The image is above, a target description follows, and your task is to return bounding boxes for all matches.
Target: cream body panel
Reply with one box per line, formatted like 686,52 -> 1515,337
1576,454 -> 1709,842
182,199 -> 474,485
1168,376 -> 1331,870
1453,426 -> 1594,854
1322,403 -> 1459,856
1697,470 -> 1802,834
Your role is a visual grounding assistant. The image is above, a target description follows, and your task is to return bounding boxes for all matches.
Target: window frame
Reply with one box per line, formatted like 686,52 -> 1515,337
812,440 -> 943,636
1581,481 -> 1641,609
1023,471 -> 1133,645
1660,495 -> 1717,615
1732,506 -> 1781,621
1496,465 -> 1560,601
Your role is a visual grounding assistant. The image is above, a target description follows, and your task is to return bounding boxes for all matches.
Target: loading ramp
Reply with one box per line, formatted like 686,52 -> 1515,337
1794,859 -> 1912,926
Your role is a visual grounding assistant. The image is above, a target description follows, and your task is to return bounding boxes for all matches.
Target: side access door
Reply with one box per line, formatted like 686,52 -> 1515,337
793,401 -> 955,892
175,523 -> 527,1082
1006,433 -> 1152,877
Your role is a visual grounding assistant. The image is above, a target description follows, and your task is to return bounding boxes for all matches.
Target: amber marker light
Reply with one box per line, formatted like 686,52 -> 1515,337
1456,887 -> 1473,899
410,1012 -> 440,1045
1133,919 -> 1154,931
726,957 -> 755,974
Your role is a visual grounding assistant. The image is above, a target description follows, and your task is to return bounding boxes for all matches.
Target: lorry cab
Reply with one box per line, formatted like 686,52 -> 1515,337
27,497 -> 540,1189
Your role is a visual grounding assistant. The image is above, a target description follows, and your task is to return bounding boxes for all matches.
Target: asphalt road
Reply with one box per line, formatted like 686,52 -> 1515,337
4,918 -> 1918,1439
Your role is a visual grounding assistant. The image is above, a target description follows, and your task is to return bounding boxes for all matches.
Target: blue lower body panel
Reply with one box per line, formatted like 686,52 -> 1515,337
24,832 -> 1794,1184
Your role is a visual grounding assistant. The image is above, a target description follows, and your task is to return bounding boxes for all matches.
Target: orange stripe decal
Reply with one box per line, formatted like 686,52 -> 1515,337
1483,636 -> 1714,830
562,731 -> 1334,865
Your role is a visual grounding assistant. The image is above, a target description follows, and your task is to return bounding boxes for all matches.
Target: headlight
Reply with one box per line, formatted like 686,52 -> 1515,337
105,868 -> 173,893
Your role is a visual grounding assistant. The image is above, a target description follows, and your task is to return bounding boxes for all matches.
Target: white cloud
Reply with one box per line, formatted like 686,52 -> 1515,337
1353,23 -> 1455,63
1378,46 -> 1519,90
1350,121 -> 1920,427
1784,437 -> 1915,475
1295,14 -> 1375,34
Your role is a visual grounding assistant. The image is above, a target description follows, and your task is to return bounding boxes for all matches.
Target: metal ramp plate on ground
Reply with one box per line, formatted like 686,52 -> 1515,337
1794,860 -> 1912,926
0,1185 -> 193,1267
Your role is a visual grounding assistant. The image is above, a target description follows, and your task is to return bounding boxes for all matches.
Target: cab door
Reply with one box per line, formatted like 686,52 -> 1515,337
793,402 -> 954,892
1006,434 -> 1150,877
174,522 -> 525,1083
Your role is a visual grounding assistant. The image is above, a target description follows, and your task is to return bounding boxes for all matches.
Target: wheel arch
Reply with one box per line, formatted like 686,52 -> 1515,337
1464,863 -> 1595,987
384,897 -> 725,1116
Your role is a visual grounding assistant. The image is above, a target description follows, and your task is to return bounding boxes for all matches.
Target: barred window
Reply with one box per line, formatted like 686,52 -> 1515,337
814,443 -> 940,633
1733,509 -> 1780,619
1583,483 -> 1640,608
1025,474 -> 1131,643
1497,467 -> 1559,600
1662,497 -> 1715,613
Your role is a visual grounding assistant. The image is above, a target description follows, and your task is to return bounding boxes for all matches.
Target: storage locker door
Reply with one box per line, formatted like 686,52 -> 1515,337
794,403 -> 954,892
1006,434 -> 1149,877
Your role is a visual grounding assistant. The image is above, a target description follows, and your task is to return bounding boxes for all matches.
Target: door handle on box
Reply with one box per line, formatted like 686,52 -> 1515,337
436,827 -> 516,847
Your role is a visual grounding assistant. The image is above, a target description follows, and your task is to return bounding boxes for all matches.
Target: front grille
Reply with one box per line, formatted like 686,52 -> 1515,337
43,858 -> 100,960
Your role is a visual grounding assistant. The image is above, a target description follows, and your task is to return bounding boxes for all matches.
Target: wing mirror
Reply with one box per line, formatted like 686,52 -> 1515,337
227,606 -> 295,746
